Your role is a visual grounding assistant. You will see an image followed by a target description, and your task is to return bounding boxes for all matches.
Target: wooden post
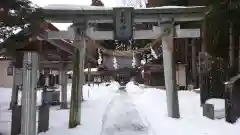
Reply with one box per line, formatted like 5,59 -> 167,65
191,39 -> 197,87
78,36 -> 86,118
87,62 -> 91,86
161,19 -> 180,118
69,47 -> 80,128
238,36 -> 240,72
201,17 -> 206,52
229,22 -> 234,67
69,21 -> 87,128
184,39 -> 189,86
60,63 -> 68,109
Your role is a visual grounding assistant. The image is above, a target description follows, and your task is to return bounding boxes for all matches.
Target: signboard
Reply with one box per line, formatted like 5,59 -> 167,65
113,7 -> 133,41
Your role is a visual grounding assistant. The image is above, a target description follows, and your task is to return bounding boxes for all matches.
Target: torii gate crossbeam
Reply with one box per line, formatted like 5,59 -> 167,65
42,5 -> 205,23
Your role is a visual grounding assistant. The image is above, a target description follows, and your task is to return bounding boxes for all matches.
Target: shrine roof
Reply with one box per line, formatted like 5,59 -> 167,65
43,4 -> 204,11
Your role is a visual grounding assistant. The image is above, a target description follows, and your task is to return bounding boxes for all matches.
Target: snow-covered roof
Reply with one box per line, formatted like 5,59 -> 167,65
67,68 -> 98,74
43,4 -> 204,11
84,68 -> 98,72
144,6 -> 205,9
44,4 -> 113,10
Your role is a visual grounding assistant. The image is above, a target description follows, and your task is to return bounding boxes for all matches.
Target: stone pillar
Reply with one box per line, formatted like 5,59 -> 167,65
60,64 -> 68,109
10,67 -> 22,109
10,53 -> 23,109
160,19 -> 180,118
21,52 -> 39,135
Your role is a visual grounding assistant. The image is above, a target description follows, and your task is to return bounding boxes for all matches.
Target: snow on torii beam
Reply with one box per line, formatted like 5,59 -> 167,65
41,5 -> 205,40
42,4 -> 206,23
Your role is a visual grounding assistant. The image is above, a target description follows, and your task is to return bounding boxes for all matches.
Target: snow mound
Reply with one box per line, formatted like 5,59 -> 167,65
101,93 -> 148,135
126,82 -> 142,93
131,89 -> 239,135
206,98 -> 225,110
106,81 -> 120,92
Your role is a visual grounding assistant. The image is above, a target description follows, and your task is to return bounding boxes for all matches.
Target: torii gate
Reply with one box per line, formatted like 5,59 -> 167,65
43,4 -> 205,115
20,4 -> 205,135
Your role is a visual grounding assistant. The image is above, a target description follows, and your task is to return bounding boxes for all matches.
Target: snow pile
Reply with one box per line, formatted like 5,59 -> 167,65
205,98 -> 225,119
126,82 -> 142,93
125,82 -> 240,135
106,81 -> 120,92
206,98 -> 225,110
101,93 -> 148,135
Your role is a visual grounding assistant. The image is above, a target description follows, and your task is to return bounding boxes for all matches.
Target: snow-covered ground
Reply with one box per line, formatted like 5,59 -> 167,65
0,82 -> 240,135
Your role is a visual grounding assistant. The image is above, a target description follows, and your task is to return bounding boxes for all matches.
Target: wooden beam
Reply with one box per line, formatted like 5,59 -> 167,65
46,26 -> 200,40
42,5 -> 205,23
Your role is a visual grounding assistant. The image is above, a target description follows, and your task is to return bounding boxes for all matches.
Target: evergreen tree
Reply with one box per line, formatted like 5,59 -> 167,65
206,0 -> 240,61
0,0 -> 43,41
91,0 -> 104,6
0,0 -> 43,57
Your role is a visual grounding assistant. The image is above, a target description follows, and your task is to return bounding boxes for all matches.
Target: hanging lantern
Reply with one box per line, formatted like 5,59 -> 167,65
7,62 -> 14,76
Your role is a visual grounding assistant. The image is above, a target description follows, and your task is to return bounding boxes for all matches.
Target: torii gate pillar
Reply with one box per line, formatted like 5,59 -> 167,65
69,20 -> 87,127
160,19 -> 180,118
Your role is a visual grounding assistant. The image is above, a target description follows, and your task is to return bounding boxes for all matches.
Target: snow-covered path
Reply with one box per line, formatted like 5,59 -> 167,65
101,90 -> 148,135
1,82 -> 240,135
